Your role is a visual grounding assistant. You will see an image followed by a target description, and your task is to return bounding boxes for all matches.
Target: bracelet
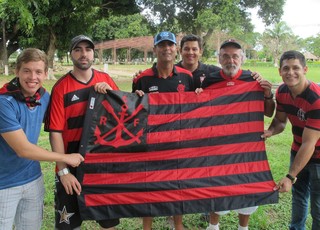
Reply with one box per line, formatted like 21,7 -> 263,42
57,168 -> 70,176
264,93 -> 274,100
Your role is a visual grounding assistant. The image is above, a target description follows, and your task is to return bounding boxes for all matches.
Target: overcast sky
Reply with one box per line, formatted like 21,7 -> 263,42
250,0 -> 320,38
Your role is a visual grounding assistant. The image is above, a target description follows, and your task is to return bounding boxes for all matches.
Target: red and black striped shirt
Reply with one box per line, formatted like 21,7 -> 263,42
276,81 -> 320,162
44,69 -> 119,153
132,63 -> 194,93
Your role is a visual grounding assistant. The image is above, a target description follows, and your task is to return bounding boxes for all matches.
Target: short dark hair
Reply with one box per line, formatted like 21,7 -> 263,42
279,50 -> 306,68
180,34 -> 202,49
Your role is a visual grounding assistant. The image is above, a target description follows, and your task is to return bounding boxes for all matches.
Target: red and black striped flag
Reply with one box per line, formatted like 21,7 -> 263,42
77,81 -> 278,220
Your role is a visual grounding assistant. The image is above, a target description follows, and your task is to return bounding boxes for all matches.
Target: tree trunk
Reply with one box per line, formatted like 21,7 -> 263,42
46,30 -> 57,80
2,19 -> 9,76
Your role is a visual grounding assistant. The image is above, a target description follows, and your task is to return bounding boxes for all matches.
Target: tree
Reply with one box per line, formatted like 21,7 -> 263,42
92,13 -> 153,62
1,0 -> 138,77
304,34 -> 320,57
136,0 -> 285,54
0,0 -> 41,75
23,0 -> 138,78
92,13 -> 151,41
261,21 -> 299,67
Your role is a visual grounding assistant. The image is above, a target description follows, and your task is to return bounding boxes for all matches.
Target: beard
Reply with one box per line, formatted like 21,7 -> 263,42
222,64 -> 240,77
71,57 -> 93,70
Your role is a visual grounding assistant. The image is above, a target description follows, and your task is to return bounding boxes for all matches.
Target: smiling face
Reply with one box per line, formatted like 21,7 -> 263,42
70,41 -> 94,70
16,61 -> 47,97
153,40 -> 177,63
180,41 -> 202,66
278,58 -> 308,89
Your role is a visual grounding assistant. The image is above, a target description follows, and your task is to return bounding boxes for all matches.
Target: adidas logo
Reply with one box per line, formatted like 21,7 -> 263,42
71,94 -> 80,102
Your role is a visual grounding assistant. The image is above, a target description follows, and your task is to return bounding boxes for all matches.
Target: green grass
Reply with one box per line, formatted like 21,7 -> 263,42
1,63 -> 317,229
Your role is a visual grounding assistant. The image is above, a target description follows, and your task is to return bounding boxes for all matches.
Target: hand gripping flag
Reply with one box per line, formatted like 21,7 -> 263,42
77,81 -> 278,220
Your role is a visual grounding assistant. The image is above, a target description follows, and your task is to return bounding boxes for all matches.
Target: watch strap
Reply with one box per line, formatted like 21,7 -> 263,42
57,168 -> 70,176
286,173 -> 297,184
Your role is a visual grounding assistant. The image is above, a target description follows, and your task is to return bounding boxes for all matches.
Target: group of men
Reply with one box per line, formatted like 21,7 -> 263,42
0,30 -> 319,230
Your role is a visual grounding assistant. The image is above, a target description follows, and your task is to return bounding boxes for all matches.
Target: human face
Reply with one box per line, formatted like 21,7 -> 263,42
71,41 -> 94,70
219,46 -> 243,77
153,41 -> 177,63
279,59 -> 308,89
180,41 -> 202,66
15,61 -> 47,97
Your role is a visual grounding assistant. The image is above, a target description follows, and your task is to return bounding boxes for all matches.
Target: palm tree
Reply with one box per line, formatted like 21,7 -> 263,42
261,21 -> 298,66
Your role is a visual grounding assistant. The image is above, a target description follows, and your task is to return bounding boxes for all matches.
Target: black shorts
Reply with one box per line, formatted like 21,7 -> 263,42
97,219 -> 120,228
54,173 -> 119,230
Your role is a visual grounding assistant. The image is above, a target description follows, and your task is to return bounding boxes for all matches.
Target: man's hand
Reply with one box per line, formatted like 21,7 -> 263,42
62,153 -> 84,167
261,129 -> 273,140
94,82 -> 113,94
259,80 -> 273,98
59,173 -> 82,195
135,90 -> 145,97
195,88 -> 203,94
251,71 -> 262,81
133,70 -> 143,81
274,177 -> 292,193
252,72 -> 273,98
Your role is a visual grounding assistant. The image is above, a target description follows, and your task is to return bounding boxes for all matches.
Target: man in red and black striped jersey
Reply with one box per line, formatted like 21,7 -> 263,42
197,39 -> 275,230
133,31 -> 194,95
44,35 -> 119,230
133,31 -> 194,230
263,50 -> 320,230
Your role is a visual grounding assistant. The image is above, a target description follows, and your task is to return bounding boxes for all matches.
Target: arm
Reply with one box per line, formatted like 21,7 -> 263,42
132,74 -> 145,97
50,132 -> 82,195
260,80 -> 275,117
251,72 -> 275,117
262,110 -> 288,139
276,127 -> 320,192
1,129 -> 83,166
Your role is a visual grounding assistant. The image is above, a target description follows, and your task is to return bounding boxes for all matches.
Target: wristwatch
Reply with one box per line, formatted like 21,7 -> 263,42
286,174 -> 297,184
57,168 -> 70,176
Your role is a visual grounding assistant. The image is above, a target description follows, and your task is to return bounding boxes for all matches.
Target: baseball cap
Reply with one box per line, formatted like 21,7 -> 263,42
220,39 -> 242,49
70,35 -> 95,52
154,31 -> 177,46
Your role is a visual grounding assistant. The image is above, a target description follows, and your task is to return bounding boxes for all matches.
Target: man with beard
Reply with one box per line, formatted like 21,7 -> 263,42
45,35 -> 119,230
196,39 -> 275,230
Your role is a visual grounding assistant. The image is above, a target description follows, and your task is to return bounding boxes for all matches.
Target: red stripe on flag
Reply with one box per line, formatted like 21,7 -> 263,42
148,101 -> 263,126
84,142 -> 265,163
147,121 -> 262,144
83,160 -> 270,185
84,181 -> 275,206
148,82 -> 262,105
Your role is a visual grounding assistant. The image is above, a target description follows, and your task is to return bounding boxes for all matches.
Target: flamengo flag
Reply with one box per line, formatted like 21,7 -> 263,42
77,81 -> 278,220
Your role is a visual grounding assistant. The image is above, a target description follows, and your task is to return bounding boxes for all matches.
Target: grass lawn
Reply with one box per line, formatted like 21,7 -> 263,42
1,62 -> 317,229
